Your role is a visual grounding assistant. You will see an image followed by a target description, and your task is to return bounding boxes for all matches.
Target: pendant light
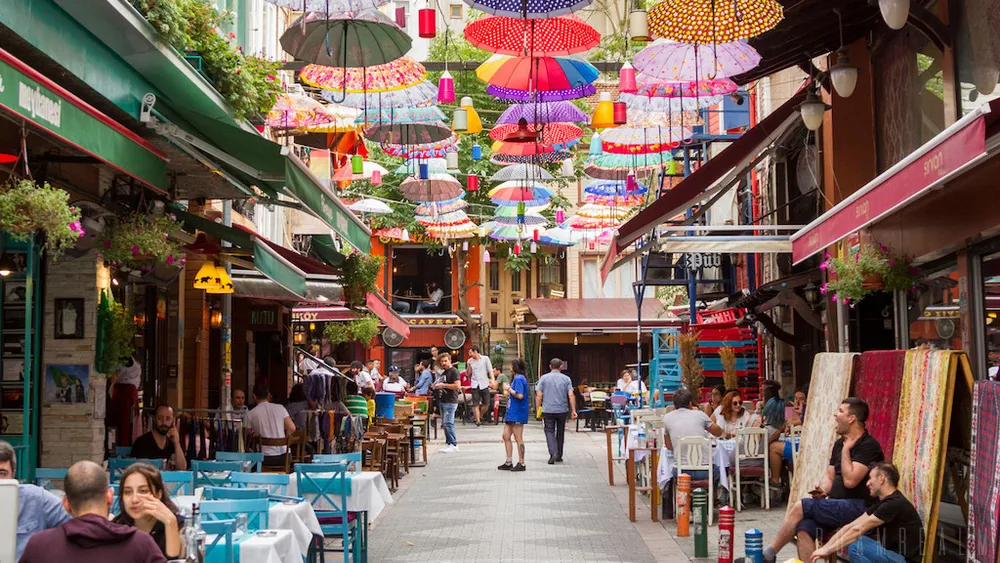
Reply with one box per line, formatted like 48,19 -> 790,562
483,249 -> 491,263
351,154 -> 364,174
591,92 -> 615,130
462,240 -> 468,251
799,85 -> 830,131
418,6 -> 436,38
460,97 -> 483,134
206,266 -> 234,294
589,132 -> 603,155
555,209 -> 565,223
532,229 -> 540,242
619,61 -> 637,94
513,242 -> 522,255
438,70 -> 455,103
395,6 -> 406,28
452,107 -> 469,132
371,170 -> 382,185
401,228 -> 410,241
629,9 -> 649,41
193,262 -> 219,289
471,144 -> 483,161
0,255 -> 15,277
878,0 -> 909,30
613,101 -> 628,125
467,174 -> 479,191
561,159 -> 575,178
829,10 -> 859,99
419,162 -> 430,180
530,241 -> 537,253
446,150 -> 459,171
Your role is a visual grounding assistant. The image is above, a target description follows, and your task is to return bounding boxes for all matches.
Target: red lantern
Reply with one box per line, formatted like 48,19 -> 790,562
533,229 -> 540,241
513,242 -> 522,255
613,101 -> 628,125
418,8 -> 436,38
395,6 -> 407,28
467,174 -> 479,191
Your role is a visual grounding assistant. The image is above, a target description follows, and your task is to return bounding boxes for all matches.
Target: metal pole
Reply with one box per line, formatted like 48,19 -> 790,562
221,201 -> 233,413
683,149 -> 698,324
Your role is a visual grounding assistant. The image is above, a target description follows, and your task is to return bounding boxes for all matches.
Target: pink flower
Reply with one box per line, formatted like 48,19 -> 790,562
267,74 -> 276,81
820,282 -> 828,294
819,260 -> 828,271
228,31 -> 236,39
103,240 -> 111,249
888,260 -> 895,267
832,294 -> 838,303
166,255 -> 175,265
824,252 -> 831,259
131,244 -> 140,255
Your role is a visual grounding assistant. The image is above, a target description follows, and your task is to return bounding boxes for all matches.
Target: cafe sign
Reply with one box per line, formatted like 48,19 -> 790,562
249,305 -> 281,331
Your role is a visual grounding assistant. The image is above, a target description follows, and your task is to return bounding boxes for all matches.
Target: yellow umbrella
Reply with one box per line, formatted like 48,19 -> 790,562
649,0 -> 783,44
475,54 -> 512,82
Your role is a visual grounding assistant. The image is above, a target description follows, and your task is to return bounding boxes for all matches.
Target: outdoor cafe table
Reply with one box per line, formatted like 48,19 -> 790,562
205,528 -> 301,563
285,470 -> 394,519
622,427 -> 738,491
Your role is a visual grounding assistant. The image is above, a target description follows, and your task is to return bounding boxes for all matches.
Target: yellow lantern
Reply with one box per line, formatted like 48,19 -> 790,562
206,266 -> 235,294
193,262 -> 219,289
590,92 -> 616,130
459,97 -> 483,134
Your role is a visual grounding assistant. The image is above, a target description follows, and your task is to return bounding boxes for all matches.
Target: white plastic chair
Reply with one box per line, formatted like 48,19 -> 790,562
789,425 -> 803,459
630,408 -> 655,426
675,436 -> 714,525
734,427 -> 770,511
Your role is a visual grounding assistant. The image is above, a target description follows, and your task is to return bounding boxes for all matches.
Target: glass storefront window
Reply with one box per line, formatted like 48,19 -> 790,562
981,250 -> 1000,374
956,0 -> 1000,114
906,264 -> 960,350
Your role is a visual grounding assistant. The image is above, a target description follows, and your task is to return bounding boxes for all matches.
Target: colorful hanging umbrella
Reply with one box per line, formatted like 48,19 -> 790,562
394,158 -> 449,175
464,15 -> 600,56
618,92 -> 726,111
585,193 -> 646,207
585,180 -> 649,196
294,130 -> 367,155
585,152 -> 679,178
264,0 -> 390,13
489,183 -> 553,206
382,135 -> 459,158
496,101 -> 588,125
487,223 -> 529,241
349,198 -> 394,214
601,126 -> 693,153
426,214 -> 478,238
463,0 -> 595,19
493,142 -> 557,158
489,122 -> 583,145
633,39 -> 762,81
567,215 -> 621,230
538,226 -> 578,246
399,174 -> 463,201
489,163 -> 555,182
300,57 -> 426,93
293,104 -> 361,132
357,106 -> 446,125
490,151 -> 573,165
417,210 -> 469,226
648,0 -> 783,44
576,203 -> 633,220
333,161 -> 388,181
487,83 -> 596,102
267,92 -> 334,129
628,109 -> 704,128
636,76 -> 738,98
481,56 -> 599,92
280,11 -> 411,67
495,203 -> 549,216
414,198 -> 468,215
364,120 -> 454,144
494,214 -> 547,227
322,80 -> 436,109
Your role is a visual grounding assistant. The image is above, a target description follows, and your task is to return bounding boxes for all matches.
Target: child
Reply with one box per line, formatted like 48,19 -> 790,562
362,387 -> 376,421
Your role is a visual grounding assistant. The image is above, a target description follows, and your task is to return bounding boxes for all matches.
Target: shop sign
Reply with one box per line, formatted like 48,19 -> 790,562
684,252 -> 722,272
379,233 -> 433,244
249,305 -> 280,330
407,317 -> 463,326
292,308 -> 352,322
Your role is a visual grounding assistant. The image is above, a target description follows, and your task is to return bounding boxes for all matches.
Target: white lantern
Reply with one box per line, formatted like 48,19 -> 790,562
798,87 -> 829,131
446,150 -> 459,171
561,159 -> 575,178
452,108 -> 469,132
830,48 -> 859,98
629,10 -> 649,41
879,0 -> 910,30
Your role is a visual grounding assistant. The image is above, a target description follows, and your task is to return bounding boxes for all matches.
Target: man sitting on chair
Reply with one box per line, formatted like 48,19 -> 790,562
662,387 -> 723,517
246,380 -> 296,467
415,281 -> 444,314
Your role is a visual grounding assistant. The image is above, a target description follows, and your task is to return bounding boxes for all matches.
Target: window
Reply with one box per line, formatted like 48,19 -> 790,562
906,264 -> 960,350
390,247 -> 452,313
581,256 -> 654,299
510,269 -> 522,292
538,255 -> 566,297
489,262 -> 500,292
449,4 -> 462,18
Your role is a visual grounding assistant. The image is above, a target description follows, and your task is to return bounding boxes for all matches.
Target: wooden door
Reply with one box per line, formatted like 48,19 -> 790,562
485,260 -> 527,329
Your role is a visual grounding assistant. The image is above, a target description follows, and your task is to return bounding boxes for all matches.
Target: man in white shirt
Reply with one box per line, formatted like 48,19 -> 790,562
466,345 -> 494,426
416,281 -> 445,314
352,360 -> 374,390
245,381 -> 296,467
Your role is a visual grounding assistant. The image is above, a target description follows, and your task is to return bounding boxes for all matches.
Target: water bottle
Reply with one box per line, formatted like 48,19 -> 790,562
185,504 -> 206,563
637,425 -> 646,449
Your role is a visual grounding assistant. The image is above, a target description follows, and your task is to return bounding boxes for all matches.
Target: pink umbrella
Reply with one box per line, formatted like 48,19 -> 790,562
636,76 -> 738,98
633,39 -> 761,81
267,93 -> 334,130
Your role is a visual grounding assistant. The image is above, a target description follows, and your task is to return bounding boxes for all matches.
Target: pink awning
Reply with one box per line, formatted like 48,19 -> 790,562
366,292 -> 411,338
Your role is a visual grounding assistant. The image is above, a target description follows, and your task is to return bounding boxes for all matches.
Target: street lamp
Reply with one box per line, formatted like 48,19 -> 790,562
830,48 -> 859,98
879,0 -> 910,30
799,85 -> 830,131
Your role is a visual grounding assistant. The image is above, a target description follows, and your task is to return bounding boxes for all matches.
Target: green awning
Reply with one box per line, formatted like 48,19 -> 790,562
173,207 -> 254,249
308,235 -> 347,268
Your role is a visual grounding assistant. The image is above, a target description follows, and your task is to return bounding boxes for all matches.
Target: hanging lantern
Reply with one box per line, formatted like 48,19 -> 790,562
460,97 -> 483,134
371,170 -> 382,185
629,9 -> 649,41
588,241 -> 595,250
446,150 -> 459,171
452,107 -> 469,132
395,6 -> 407,28
351,154 -> 364,174
193,262 -> 219,289
590,92 -> 615,130
462,240 -> 469,251
467,174 -> 479,191
589,132 -> 603,155
799,85 -> 830,131
530,241 -> 537,254
533,229 -> 540,242
516,201 -> 526,225
513,242 -> 522,255
830,48 -> 859,98
483,249 -> 491,263
418,7 -> 436,38
419,162 -> 429,179
626,172 -> 638,192
472,144 -> 483,161
561,159 -> 575,178
619,61 -> 637,94
401,228 -> 410,241
438,70 -> 455,103
206,266 -> 234,294
878,0 -> 909,30
555,209 -> 565,223
613,101 -> 628,125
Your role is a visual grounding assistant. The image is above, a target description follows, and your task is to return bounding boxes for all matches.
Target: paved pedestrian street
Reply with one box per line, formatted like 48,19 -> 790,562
366,422 -> 797,562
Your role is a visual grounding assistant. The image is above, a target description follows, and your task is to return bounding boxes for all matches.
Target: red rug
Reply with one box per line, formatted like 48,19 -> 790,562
970,380 -> 1000,563
854,350 -> 906,461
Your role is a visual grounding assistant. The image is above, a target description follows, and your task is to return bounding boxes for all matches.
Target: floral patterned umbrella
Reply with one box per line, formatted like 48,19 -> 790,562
464,0 -> 595,20
488,84 -> 596,102
479,56 -> 599,92
618,92 -> 726,111
426,213 -> 478,238
584,179 -> 649,196
496,101 -> 588,125
585,193 -> 646,206
267,92 -> 334,129
381,135 -> 459,158
417,210 -> 468,226
264,0 -> 390,14
635,76 -> 738,98
584,152 -> 680,178
490,151 -> 573,165
300,57 -> 426,93
489,122 -> 583,145
294,104 -> 361,132
601,126 -> 693,153
394,158 -> 448,175
628,109 -> 704,128
489,181 -> 553,201
464,15 -> 600,56
567,215 -> 622,230
489,163 -> 555,182
280,10 -> 411,67
493,142 -> 559,158
373,227 -> 410,241
633,39 -> 761,81
648,0 -> 783,44
357,106 -> 446,125
576,203 -> 633,220
399,174 -> 463,202
364,120 -> 454,144
414,198 -> 468,215
322,80 -> 436,109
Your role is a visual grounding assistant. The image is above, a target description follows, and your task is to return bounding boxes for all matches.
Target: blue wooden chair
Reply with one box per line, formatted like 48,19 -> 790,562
200,498 -> 269,531
230,471 -> 290,496
310,453 -> 362,474
109,458 -> 163,482
203,486 -> 268,500
295,462 -> 361,563
33,468 -> 68,490
201,518 -> 237,563
216,452 -> 264,473
115,447 -> 132,458
110,483 -> 121,516
191,460 -> 242,488
160,471 -> 194,496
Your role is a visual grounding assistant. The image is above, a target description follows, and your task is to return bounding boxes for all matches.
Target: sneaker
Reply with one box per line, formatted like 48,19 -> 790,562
497,462 -> 513,470
548,456 -> 556,465
511,463 -> 526,472
439,445 -> 457,453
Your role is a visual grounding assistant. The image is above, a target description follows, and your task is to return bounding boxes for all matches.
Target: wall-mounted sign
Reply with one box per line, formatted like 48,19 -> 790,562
407,317 -> 464,326
249,305 -> 280,331
685,252 -> 722,272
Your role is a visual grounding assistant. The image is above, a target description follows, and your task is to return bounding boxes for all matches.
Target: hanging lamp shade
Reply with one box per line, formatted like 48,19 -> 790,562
555,208 -> 565,223
619,61 -> 637,93
419,162 -> 430,179
418,7 -> 436,37
612,102 -> 628,125
438,70 -> 455,103
830,48 -> 859,98
452,108 -> 469,132
459,97 -> 483,133
351,154 -> 364,174
206,266 -> 235,294
799,86 -> 829,131
371,170 -> 382,185
193,262 -> 219,289
472,144 -> 483,160
589,132 -> 603,155
483,249 -> 491,263
629,9 -> 649,41
561,159 -> 575,178
513,242 -> 522,255
396,6 -> 407,27
446,150 -> 459,170
467,174 -> 479,191
879,0 -> 909,30
591,92 -> 615,129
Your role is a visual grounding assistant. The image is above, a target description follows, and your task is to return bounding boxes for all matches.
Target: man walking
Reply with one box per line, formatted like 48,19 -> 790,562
535,358 -> 576,465
433,352 -> 462,453
466,345 -> 494,426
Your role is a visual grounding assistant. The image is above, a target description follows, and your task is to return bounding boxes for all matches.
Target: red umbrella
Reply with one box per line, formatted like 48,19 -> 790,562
493,142 -> 556,157
464,15 -> 600,56
489,122 -> 582,145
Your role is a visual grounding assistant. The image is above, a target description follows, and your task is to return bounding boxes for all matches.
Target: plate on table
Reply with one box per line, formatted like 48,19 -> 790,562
255,530 -> 279,537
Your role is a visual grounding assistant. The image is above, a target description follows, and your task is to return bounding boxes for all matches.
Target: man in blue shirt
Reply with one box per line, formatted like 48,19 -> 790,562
498,358 -> 529,472
0,440 -> 73,561
413,360 -> 433,395
535,358 -> 577,465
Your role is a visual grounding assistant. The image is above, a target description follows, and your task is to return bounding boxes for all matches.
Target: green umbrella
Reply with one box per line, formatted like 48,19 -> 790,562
280,10 -> 411,68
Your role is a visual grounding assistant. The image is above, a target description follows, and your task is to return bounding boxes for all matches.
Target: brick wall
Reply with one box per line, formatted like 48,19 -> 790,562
39,255 -> 106,468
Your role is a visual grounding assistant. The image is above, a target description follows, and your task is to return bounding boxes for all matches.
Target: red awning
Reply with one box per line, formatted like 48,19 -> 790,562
603,86 -> 808,282
366,292 -> 411,339
524,298 -> 679,330
235,224 -> 338,275
292,306 -> 353,322
791,103 -> 995,264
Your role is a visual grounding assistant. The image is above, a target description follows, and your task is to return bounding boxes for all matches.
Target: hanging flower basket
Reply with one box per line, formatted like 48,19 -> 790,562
98,213 -> 186,271
0,179 -> 84,258
821,243 -> 918,305
862,273 -> 884,290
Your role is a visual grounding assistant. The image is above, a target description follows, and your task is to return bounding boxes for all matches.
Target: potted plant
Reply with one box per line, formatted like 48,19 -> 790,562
822,243 -> 919,305
678,331 -> 704,396
98,213 -> 185,272
719,345 -> 738,391
342,252 -> 383,308
96,290 -> 137,374
324,315 -> 380,346
0,179 -> 84,257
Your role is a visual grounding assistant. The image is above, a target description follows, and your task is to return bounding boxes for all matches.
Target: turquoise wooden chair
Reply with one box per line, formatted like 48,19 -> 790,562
109,458 -> 163,482
295,462 -> 361,563
230,471 -> 290,496
160,471 -> 194,496
200,498 -> 269,531
216,452 -> 264,473
33,468 -> 67,490
203,486 -> 268,500
115,447 -> 132,458
311,453 -> 362,474
191,460 -> 242,488
110,483 -> 120,516
201,518 -> 237,563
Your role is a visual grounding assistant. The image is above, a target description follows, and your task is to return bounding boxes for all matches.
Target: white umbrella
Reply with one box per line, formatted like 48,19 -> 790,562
349,198 -> 394,214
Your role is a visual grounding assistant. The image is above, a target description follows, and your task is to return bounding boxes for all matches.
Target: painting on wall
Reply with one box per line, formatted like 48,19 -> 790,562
54,298 -> 85,339
44,364 -> 89,405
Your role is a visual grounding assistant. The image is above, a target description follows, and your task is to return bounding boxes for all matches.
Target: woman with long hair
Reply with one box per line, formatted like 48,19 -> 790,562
714,390 -> 758,438
498,358 -> 529,472
113,462 -> 184,559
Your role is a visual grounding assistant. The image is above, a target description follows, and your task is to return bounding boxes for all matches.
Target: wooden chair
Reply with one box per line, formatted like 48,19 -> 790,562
289,429 -> 309,465
160,470 -> 194,496
230,471 -> 290,495
408,413 -> 429,466
360,438 -> 385,474
676,437 -> 715,525
259,436 -> 293,473
605,425 -> 629,485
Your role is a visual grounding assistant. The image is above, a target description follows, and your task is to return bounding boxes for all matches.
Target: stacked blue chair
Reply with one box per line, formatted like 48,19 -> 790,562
295,462 -> 362,563
649,328 -> 683,406
230,471 -> 290,496
33,468 -> 68,490
161,471 -> 194,496
192,460 -> 243,488
216,452 -> 264,473
200,498 -> 269,531
115,447 -> 132,458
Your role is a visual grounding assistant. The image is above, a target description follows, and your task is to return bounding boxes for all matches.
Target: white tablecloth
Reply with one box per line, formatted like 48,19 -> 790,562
285,471 -> 394,519
237,529 -> 301,563
656,439 -> 738,491
174,495 -> 322,555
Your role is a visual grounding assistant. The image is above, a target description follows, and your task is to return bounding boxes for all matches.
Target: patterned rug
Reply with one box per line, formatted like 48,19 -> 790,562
787,353 -> 857,515
893,350 -> 952,538
970,380 -> 1000,563
854,350 -> 906,461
